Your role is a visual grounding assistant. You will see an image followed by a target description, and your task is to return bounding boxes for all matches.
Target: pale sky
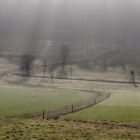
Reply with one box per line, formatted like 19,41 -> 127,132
0,0 -> 140,41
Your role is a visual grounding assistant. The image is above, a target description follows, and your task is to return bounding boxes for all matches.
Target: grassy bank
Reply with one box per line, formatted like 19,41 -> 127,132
63,83 -> 140,123
0,84 -> 96,117
0,119 -> 140,140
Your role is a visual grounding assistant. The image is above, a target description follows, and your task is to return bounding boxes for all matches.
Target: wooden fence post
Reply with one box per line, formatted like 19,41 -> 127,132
129,70 -> 135,83
72,105 -> 74,113
43,110 -> 45,119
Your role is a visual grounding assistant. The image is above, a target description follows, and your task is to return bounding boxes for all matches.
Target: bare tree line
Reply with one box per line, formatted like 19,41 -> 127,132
16,38 -> 140,80
20,46 -> 125,76
20,45 -> 70,80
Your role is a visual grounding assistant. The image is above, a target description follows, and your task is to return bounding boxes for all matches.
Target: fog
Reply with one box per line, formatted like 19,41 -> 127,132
0,0 -> 140,72
0,0 -> 140,40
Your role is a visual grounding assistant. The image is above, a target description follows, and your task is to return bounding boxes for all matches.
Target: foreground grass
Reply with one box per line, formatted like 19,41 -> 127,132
0,118 -> 140,140
0,84 -> 96,117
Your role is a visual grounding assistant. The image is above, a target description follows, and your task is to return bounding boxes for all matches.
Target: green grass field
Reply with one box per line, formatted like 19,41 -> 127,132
0,84 -> 96,117
0,61 -> 140,140
0,81 -> 139,140
63,82 -> 140,123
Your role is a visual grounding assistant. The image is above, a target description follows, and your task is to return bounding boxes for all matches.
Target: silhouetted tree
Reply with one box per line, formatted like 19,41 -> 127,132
20,54 -> 35,76
43,60 -> 47,77
48,66 -> 55,82
61,45 -> 69,65
57,45 -> 70,77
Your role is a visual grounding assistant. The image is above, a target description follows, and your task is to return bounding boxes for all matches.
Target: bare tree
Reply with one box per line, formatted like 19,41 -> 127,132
20,54 -> 35,76
61,45 -> 69,65
48,66 -> 55,83
57,45 -> 70,77
69,66 -> 73,78
43,60 -> 47,77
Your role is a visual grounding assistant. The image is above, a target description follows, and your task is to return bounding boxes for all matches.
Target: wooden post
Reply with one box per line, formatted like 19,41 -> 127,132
43,110 -> 45,119
129,70 -> 135,83
72,105 -> 74,113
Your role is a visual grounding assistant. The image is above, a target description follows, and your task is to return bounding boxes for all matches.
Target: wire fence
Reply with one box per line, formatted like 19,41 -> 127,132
14,89 -> 110,119
45,91 -> 111,120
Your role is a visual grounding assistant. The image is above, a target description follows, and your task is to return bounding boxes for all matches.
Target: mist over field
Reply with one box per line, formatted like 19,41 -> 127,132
0,0 -> 140,72
1,1 -> 140,140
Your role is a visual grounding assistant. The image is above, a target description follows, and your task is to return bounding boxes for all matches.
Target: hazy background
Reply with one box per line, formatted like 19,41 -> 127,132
0,0 -> 140,72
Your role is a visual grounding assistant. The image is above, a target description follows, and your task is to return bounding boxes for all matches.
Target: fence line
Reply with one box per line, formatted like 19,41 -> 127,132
46,91 -> 111,120
19,90 -> 111,119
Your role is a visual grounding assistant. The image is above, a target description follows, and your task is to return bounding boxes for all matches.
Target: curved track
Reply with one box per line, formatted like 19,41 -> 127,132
14,73 -> 140,85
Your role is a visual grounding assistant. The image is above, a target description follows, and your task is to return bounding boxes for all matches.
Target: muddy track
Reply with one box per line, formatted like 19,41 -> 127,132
14,73 -> 140,84
0,67 -> 19,77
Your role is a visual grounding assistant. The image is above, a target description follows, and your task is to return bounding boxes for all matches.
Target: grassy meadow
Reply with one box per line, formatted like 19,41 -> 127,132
0,59 -> 140,139
0,84 -> 96,117
63,82 -> 140,123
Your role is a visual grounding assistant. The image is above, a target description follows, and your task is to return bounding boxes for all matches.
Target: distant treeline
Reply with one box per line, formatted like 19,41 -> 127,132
0,39 -> 140,74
